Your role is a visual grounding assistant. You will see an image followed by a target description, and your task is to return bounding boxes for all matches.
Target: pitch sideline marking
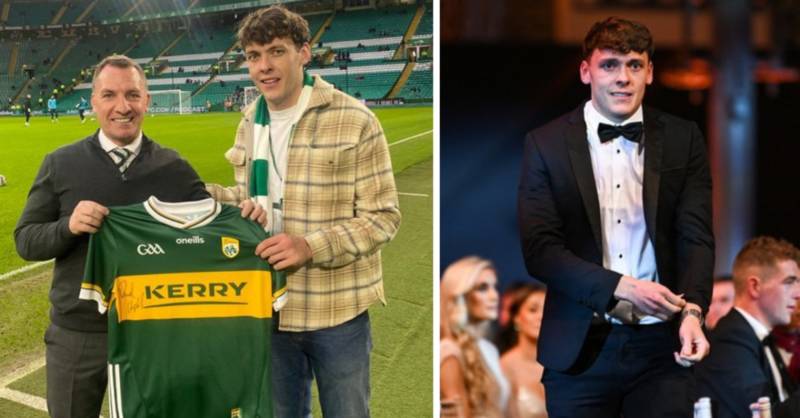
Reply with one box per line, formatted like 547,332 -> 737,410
0,356 -> 47,413
389,129 -> 433,147
0,388 -> 48,413
0,260 -> 53,283
0,356 -> 45,387
398,192 -> 429,197
0,356 -> 105,418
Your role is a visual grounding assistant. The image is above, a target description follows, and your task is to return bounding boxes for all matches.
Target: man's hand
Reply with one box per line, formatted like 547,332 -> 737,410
674,303 -> 710,367
255,233 -> 312,270
613,276 -> 686,320
238,200 -> 267,226
68,201 -> 109,235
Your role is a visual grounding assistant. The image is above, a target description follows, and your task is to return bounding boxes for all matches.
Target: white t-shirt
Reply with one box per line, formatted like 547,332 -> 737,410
267,103 -> 298,233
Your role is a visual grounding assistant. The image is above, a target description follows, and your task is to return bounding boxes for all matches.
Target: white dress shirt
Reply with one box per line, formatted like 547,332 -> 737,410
736,307 -> 788,402
584,101 -> 660,324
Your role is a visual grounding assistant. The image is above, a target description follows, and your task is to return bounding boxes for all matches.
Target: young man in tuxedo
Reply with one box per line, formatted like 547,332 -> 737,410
697,237 -> 800,418
517,17 -> 714,418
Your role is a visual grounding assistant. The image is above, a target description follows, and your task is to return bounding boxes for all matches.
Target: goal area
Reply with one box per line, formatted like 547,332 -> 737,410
150,90 -> 192,114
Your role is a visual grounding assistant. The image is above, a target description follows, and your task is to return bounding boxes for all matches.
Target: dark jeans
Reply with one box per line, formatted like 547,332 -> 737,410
272,312 -> 372,418
44,323 -> 107,418
543,321 -> 695,418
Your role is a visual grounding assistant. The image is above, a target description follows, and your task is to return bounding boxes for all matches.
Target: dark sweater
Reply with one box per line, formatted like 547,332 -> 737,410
15,131 -> 209,332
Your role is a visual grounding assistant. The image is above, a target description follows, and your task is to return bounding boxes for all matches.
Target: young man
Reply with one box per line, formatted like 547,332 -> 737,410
696,237 -> 800,418
207,6 -> 401,418
15,55 -> 263,418
517,17 -> 714,417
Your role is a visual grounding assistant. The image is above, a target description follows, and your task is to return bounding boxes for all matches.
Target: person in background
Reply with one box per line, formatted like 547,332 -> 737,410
493,281 -> 533,351
440,256 -> 508,418
771,304 -> 800,385
500,283 -> 548,418
23,94 -> 32,126
696,236 -> 800,418
75,96 -> 89,124
48,94 -> 58,122
707,275 -> 736,329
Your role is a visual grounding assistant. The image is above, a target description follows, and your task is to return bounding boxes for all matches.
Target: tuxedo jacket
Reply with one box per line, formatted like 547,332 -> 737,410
517,104 -> 715,372
696,309 -> 800,418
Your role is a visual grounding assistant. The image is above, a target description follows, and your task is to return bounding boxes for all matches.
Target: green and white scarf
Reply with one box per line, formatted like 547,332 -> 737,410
250,72 -> 314,234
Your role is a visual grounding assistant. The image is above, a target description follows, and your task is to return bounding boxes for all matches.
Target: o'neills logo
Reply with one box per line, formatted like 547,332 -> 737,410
176,235 -> 205,245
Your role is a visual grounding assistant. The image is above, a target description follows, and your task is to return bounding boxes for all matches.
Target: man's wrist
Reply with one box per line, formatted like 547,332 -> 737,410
681,306 -> 703,324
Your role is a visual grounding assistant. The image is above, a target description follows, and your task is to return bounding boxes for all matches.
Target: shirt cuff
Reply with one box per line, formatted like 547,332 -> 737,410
304,230 -> 332,265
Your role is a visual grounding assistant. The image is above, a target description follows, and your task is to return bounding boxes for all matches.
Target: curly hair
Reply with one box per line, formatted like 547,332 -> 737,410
440,256 -> 502,418
237,5 -> 310,49
582,16 -> 654,60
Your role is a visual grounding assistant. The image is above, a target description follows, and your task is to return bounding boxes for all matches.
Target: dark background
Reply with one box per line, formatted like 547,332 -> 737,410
441,41 -> 800,287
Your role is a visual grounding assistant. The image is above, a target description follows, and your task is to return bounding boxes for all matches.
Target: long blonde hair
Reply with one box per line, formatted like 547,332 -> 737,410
440,256 -> 501,417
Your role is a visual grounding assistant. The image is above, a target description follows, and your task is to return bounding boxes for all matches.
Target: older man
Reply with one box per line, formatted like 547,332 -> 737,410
15,54 -> 262,418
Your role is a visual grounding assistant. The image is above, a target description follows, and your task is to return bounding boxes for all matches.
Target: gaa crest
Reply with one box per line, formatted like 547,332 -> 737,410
221,237 -> 240,259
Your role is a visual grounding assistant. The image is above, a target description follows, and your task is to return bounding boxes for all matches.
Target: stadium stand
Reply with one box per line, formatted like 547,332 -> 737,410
6,1 -> 61,26
320,7 -> 413,43
1,0 -> 432,112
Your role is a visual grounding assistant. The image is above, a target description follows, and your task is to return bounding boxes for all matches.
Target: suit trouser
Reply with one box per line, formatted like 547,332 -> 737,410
543,321 -> 695,418
44,323 -> 107,418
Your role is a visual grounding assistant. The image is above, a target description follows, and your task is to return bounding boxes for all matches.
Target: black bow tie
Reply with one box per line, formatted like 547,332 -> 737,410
598,122 -> 643,143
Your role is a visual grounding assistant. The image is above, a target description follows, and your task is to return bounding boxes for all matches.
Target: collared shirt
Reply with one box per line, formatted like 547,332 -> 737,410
98,130 -> 142,172
206,76 -> 401,332
584,101 -> 660,324
736,307 -> 788,402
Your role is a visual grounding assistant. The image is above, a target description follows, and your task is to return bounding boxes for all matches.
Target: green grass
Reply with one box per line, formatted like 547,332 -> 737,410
0,106 -> 432,273
0,398 -> 46,417
0,106 -> 432,417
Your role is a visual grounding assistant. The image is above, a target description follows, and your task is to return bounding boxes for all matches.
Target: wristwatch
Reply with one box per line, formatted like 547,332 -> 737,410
681,307 -> 703,324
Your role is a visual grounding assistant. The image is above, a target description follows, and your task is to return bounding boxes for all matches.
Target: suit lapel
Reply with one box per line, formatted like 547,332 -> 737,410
642,108 -> 663,247
566,106 -> 603,254
730,310 -> 782,402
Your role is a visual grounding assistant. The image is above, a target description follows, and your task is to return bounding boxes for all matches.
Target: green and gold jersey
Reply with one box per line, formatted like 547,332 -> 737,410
80,196 -> 286,418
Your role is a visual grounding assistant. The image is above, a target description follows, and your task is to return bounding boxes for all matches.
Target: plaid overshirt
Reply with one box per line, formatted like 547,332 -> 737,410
207,76 -> 401,331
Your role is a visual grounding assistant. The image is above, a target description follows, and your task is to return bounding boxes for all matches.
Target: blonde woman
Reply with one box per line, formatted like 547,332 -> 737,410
500,284 -> 547,418
440,256 -> 509,418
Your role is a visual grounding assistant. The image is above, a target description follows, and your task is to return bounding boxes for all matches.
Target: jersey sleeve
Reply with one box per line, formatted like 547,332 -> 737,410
79,214 -> 117,314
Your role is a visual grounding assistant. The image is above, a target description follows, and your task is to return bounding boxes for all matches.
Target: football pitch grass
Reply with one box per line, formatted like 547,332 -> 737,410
0,106 -> 433,417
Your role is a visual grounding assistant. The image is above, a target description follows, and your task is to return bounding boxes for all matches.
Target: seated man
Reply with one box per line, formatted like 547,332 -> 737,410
696,236 -> 800,418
